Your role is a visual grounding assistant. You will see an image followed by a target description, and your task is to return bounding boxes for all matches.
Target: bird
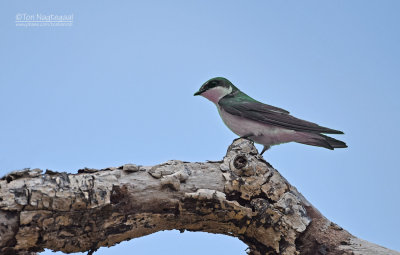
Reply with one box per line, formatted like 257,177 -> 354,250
194,77 -> 347,154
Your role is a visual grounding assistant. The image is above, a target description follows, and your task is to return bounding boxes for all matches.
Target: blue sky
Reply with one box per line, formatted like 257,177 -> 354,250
1,1 -> 399,254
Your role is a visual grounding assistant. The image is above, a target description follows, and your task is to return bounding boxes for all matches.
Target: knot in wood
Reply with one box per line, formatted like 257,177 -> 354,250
110,185 -> 128,204
233,155 -> 248,169
229,154 -> 255,176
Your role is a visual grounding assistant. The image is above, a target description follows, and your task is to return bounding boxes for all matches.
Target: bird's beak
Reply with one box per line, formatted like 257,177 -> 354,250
193,90 -> 203,96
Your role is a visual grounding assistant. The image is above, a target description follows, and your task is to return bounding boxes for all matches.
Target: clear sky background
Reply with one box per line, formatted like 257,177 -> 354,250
1,1 -> 399,254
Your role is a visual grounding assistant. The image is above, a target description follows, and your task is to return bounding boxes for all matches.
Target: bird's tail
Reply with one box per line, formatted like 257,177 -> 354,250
297,133 -> 347,150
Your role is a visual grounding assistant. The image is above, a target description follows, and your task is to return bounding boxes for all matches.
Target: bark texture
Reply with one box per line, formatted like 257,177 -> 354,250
0,139 -> 398,255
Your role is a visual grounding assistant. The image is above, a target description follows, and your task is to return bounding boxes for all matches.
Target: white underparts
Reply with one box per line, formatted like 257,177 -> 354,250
217,107 -> 301,147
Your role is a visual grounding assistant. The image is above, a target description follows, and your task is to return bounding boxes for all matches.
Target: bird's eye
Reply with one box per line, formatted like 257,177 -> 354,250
203,80 -> 220,91
208,80 -> 220,88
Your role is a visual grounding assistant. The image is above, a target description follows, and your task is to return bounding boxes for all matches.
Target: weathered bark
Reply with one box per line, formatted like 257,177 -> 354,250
0,139 -> 398,255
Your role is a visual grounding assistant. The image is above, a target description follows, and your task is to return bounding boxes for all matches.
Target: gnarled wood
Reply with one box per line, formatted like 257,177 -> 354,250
0,139 -> 398,255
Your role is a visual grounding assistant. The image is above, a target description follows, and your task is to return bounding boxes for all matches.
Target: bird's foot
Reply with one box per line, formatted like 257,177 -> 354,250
241,133 -> 254,139
237,134 -> 255,142
260,146 -> 270,155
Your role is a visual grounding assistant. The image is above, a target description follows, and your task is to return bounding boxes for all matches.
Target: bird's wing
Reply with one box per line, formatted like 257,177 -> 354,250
218,94 -> 344,134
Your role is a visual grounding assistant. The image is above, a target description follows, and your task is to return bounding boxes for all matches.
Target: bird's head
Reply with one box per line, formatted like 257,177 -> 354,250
194,77 -> 237,103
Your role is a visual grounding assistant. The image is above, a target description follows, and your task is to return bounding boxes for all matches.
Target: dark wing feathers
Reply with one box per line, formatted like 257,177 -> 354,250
218,94 -> 344,134
251,102 -> 290,114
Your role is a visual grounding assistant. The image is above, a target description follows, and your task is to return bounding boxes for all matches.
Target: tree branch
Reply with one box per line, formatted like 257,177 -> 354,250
0,139 -> 398,255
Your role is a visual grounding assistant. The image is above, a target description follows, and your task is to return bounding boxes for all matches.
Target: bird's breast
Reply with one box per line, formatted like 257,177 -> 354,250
217,107 -> 297,146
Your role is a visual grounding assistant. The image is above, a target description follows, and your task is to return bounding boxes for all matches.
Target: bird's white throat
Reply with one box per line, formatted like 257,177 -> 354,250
201,86 -> 232,104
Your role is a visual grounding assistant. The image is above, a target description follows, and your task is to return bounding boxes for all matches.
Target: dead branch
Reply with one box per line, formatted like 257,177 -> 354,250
0,139 -> 398,255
